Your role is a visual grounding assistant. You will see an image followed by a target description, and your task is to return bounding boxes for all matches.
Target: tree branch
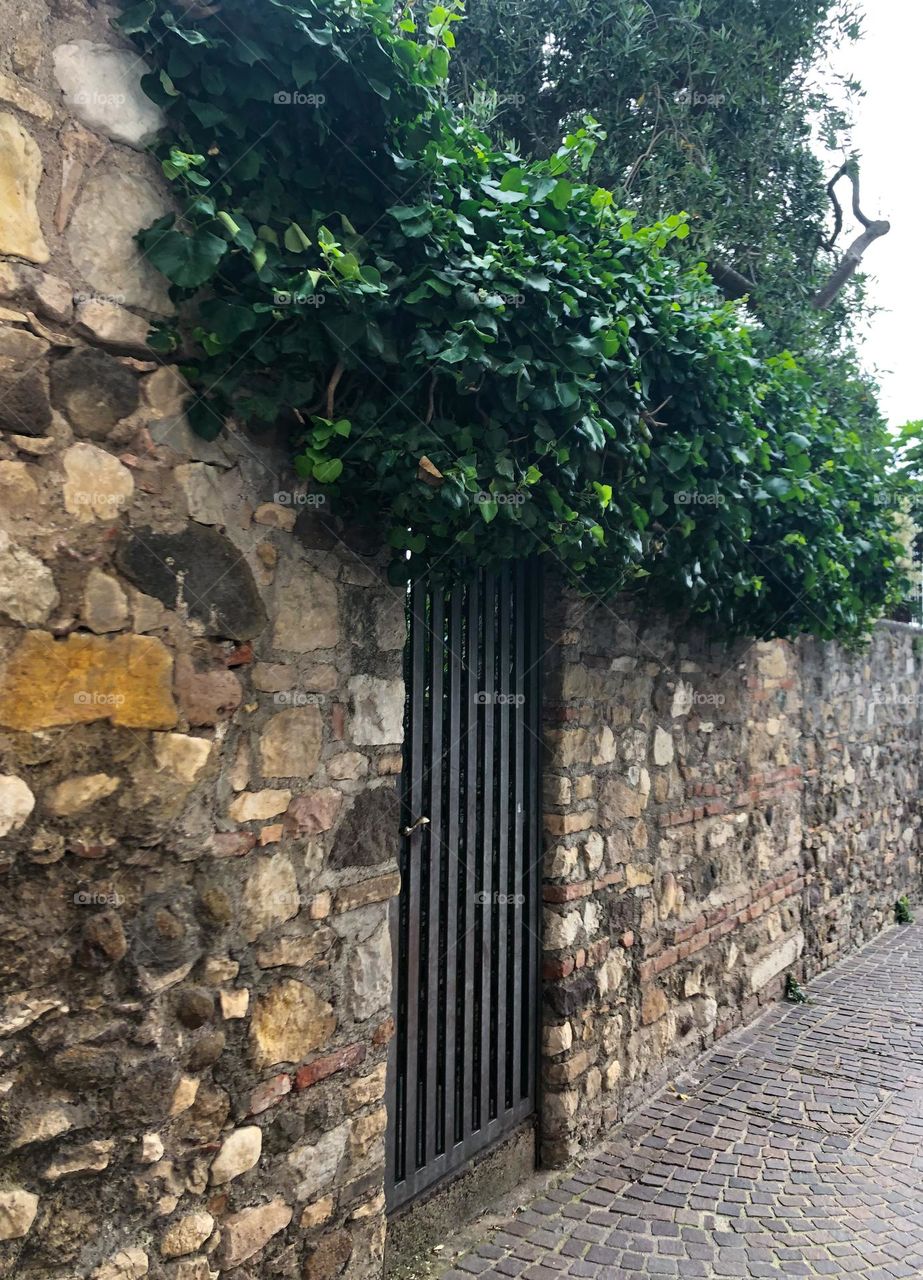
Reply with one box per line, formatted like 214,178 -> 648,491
813,161 -> 890,309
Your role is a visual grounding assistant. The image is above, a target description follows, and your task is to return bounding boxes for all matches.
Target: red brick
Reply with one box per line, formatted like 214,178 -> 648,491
653,946 -> 679,974
543,881 -> 593,903
543,955 -> 575,980
295,1042 -> 365,1090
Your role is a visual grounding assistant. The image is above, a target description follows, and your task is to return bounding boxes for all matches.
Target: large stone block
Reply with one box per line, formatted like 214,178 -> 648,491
0,113 -> 47,262
0,632 -> 177,731
328,787 -> 399,868
0,531 -> 58,624
115,525 -> 267,640
348,676 -> 404,746
52,41 -> 165,149
271,562 -> 340,652
0,327 -> 51,435
258,706 -> 323,779
66,168 -> 171,313
250,979 -> 336,1068
750,931 -> 804,992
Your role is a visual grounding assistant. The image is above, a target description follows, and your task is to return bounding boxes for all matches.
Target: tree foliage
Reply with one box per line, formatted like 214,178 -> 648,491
119,0 -> 906,641
449,0 -> 869,345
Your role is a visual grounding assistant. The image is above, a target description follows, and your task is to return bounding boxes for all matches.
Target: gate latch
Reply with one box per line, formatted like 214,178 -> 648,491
402,815 -> 430,837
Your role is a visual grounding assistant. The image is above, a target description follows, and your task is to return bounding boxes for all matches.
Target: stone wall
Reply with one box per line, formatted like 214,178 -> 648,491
0,2 -> 921,1272
0,5 -> 405,1276
539,588 -> 922,1165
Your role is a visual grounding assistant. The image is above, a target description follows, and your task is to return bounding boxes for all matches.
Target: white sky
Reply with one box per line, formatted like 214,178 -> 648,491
825,0 -> 922,428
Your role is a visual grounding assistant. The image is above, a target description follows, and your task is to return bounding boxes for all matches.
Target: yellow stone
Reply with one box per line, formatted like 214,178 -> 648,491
0,112 -> 48,263
250,979 -> 336,1069
0,632 -> 177,731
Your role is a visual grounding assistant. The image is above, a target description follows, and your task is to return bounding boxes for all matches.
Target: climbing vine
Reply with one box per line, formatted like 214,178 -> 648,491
119,0 -> 907,640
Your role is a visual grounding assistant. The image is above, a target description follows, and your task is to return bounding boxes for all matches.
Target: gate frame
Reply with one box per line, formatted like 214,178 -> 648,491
385,562 -> 544,1213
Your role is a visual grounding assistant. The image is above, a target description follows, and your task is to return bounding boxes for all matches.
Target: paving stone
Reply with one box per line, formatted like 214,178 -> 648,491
439,925 -> 923,1280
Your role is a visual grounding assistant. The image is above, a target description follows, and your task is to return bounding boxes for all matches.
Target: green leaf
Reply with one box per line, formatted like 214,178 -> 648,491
284,222 -> 313,252
141,228 -> 227,289
312,458 -> 344,483
187,399 -> 225,441
116,0 -> 155,34
549,179 -> 572,210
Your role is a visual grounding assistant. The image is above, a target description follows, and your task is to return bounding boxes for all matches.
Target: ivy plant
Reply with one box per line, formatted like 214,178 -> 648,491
119,0 -> 907,641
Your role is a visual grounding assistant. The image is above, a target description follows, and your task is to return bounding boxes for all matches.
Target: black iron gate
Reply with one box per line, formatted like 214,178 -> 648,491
386,562 -> 542,1210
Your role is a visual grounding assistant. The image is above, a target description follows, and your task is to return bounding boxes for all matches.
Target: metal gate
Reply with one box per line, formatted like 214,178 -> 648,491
386,562 -> 542,1210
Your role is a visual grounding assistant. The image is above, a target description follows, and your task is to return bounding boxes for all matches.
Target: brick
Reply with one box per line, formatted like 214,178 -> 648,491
543,881 -> 593,903
295,1042 -> 366,1090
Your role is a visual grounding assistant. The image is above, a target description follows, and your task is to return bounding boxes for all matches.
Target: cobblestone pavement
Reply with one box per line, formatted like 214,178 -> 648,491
438,925 -> 923,1279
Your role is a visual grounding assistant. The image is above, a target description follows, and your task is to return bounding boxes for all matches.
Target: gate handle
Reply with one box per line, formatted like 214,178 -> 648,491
402,815 -> 430,837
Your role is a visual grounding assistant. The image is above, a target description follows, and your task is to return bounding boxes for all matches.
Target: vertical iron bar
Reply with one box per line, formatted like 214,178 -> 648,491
404,577 -> 427,1176
444,584 -> 463,1150
510,560 -> 526,1108
524,563 -> 543,1104
494,564 -> 511,1118
424,590 -> 444,1165
479,570 -> 496,1126
462,579 -> 479,1140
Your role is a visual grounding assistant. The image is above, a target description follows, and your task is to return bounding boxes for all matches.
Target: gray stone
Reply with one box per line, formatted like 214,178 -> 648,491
81,568 -> 129,633
115,525 -> 268,640
241,852 -> 299,942
329,787 -> 399,869
0,531 -> 58,624
50,348 -> 140,438
66,168 -> 172,313
53,41 -> 165,148
62,443 -> 135,522
175,462 -> 227,526
0,327 -> 51,436
750,932 -> 805,992
347,919 -> 391,1021
258,707 -> 323,779
0,1188 -> 39,1240
272,562 -> 339,652
74,299 -> 152,351
287,1122 -> 349,1200
348,676 -> 404,746
0,774 -> 35,837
